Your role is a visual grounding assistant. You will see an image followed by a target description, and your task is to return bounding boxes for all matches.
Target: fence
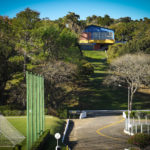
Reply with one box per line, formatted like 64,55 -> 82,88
124,116 -> 150,135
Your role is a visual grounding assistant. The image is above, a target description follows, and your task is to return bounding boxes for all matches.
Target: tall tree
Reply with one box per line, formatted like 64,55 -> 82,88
0,16 -> 14,103
12,8 -> 40,76
64,12 -> 80,33
119,17 -> 132,23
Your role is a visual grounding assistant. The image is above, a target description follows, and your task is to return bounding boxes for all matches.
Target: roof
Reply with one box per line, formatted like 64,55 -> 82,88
84,25 -> 114,33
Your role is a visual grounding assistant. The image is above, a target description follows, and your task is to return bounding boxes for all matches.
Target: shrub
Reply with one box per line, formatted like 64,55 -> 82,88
31,129 -> 50,150
78,62 -> 94,77
107,43 -> 124,60
0,108 -> 25,116
125,111 -> 150,119
128,133 -> 150,149
57,108 -> 68,119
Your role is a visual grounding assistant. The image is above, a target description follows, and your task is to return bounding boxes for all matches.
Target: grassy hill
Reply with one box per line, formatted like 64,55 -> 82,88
74,50 -> 150,110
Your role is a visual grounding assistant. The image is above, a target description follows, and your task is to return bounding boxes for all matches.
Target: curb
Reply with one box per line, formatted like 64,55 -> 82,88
62,119 -> 71,150
124,129 -> 134,136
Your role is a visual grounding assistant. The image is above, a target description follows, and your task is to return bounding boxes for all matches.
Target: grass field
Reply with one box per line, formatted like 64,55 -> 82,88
75,50 -> 150,110
0,116 -> 66,150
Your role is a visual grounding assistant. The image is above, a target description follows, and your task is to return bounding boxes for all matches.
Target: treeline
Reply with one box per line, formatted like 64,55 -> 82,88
0,8 -> 94,114
1,8 -> 150,114
55,11 -> 150,59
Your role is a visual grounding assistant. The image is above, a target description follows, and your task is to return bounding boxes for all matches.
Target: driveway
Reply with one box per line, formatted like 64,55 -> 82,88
68,111 -> 131,150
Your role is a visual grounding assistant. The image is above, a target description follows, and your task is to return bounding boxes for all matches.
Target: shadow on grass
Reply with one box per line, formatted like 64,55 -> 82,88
74,50 -> 150,110
84,56 -> 100,63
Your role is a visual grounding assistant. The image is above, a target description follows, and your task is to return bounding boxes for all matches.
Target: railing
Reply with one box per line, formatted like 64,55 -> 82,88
124,117 -> 150,135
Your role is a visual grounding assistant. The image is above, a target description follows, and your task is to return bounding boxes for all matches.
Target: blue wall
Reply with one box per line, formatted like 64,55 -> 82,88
84,25 -> 115,40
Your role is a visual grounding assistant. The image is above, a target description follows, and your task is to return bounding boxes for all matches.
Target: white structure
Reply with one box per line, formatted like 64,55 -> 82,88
0,115 -> 25,147
79,111 -> 87,119
123,112 -> 150,135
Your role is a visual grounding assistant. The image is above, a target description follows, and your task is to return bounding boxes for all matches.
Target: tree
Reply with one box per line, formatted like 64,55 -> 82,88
40,24 -> 60,60
111,22 -> 135,41
64,12 -> 80,33
102,14 -> 114,26
104,53 -> 150,111
33,23 -> 80,61
119,17 -> 132,23
36,61 -> 77,109
86,14 -> 114,26
0,16 -> 15,103
12,8 -> 40,76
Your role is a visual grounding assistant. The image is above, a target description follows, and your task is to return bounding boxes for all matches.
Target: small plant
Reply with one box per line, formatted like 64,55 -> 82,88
78,62 -> 94,76
128,133 -> 150,149
125,111 -> 150,119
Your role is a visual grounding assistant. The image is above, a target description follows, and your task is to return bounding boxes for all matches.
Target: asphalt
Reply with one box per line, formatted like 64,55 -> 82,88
68,112 -> 132,150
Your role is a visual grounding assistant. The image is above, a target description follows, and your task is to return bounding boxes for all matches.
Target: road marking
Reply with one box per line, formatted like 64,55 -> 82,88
96,118 -> 125,141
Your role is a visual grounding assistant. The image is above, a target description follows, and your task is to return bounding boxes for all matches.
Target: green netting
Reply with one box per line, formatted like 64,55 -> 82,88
26,72 -> 45,150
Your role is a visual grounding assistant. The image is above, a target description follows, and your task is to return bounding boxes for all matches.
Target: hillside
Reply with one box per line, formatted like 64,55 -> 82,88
74,50 -> 150,110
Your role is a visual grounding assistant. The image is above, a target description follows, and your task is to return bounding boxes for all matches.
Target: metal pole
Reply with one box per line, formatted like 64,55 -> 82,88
145,116 -> 147,124
33,74 -> 37,142
30,73 -> 33,145
36,75 -> 40,138
128,87 -> 130,131
42,77 -> 45,131
57,139 -> 58,146
141,124 -> 143,133
40,76 -> 43,134
26,71 -> 29,150
38,75 -> 41,135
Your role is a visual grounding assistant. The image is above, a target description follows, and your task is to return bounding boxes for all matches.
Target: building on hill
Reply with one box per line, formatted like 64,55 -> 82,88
79,25 -> 115,50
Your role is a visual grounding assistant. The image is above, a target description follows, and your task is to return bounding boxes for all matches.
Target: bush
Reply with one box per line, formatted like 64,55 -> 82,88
78,62 -> 94,77
128,133 -> 150,149
107,43 -> 124,61
125,111 -> 150,119
0,105 -> 25,116
57,108 -> 68,119
31,129 -> 50,150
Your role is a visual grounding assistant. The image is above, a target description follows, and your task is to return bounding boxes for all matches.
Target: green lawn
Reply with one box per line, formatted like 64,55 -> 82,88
0,116 -> 66,150
75,50 -> 150,110
7,116 -> 65,137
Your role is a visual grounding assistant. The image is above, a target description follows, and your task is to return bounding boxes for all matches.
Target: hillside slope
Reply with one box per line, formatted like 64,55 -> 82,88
75,50 -> 150,110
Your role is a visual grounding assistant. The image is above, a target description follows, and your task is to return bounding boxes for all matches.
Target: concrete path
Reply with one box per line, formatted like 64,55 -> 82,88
68,112 -> 131,150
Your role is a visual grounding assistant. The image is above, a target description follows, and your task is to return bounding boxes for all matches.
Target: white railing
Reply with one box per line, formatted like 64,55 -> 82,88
124,117 -> 150,135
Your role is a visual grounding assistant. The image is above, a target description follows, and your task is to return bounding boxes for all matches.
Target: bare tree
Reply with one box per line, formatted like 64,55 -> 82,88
104,53 -> 150,111
40,61 -> 77,83
35,61 -> 77,109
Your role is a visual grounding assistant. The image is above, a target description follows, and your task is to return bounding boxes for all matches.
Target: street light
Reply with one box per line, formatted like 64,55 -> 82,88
128,86 -> 131,134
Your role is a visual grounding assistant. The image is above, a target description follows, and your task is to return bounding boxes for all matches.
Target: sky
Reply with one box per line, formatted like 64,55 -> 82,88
0,0 -> 150,20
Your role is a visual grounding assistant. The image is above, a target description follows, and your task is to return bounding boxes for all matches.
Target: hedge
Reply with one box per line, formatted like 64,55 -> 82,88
125,111 -> 150,119
128,133 -> 150,149
31,129 -> 50,150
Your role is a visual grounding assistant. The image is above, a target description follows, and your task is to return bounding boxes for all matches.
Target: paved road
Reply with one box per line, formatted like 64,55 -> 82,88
68,112 -> 131,150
